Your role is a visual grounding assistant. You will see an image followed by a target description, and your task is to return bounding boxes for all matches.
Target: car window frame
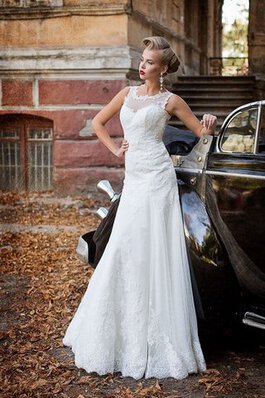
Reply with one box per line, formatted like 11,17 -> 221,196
215,101 -> 265,156
256,103 -> 265,156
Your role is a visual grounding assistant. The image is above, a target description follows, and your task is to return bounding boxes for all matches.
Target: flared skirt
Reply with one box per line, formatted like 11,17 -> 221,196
63,174 -> 206,379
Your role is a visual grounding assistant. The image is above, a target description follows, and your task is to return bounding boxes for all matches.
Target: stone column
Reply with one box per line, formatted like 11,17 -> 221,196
207,0 -> 223,75
248,0 -> 265,98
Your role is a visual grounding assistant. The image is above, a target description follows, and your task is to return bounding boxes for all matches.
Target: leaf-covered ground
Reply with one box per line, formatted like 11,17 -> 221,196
0,191 -> 265,398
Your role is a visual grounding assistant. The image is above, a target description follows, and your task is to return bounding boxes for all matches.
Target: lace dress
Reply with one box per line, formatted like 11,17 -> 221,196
63,85 -> 206,380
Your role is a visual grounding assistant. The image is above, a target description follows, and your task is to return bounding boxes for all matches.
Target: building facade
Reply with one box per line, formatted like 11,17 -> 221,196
0,0 -> 263,195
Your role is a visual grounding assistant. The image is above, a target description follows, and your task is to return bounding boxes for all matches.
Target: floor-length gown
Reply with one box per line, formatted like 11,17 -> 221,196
63,85 -> 206,380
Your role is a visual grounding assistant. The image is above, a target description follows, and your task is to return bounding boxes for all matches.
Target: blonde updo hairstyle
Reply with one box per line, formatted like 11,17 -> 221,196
142,36 -> 180,74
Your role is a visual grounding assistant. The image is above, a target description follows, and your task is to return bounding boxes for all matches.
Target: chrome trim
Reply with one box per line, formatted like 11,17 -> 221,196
175,167 -> 203,174
171,135 -> 213,170
205,169 -> 265,180
96,207 -> 109,219
97,179 -> 119,202
76,235 -> 89,263
243,311 -> 265,330
254,103 -> 262,154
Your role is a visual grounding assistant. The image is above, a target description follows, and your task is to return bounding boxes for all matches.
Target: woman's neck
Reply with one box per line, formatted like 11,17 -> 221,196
143,81 -> 161,95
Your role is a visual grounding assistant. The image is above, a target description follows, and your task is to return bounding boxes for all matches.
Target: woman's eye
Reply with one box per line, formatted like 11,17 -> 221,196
139,59 -> 153,65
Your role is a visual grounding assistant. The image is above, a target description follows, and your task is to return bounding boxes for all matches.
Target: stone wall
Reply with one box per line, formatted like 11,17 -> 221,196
0,0 -> 222,195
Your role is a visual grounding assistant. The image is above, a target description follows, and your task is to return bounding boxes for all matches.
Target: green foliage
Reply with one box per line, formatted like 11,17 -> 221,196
222,0 -> 249,57
223,19 -> 248,57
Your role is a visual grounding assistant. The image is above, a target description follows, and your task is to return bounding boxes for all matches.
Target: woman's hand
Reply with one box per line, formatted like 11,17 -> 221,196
200,114 -> 217,135
115,139 -> 129,158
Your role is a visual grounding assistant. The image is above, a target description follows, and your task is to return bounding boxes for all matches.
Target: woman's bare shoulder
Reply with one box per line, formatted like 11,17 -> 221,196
109,86 -> 131,104
120,86 -> 131,97
105,86 -> 131,107
167,92 -> 186,103
166,92 -> 188,111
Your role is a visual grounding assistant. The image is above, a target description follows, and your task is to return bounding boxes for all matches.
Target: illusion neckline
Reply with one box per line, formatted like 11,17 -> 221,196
133,85 -> 170,99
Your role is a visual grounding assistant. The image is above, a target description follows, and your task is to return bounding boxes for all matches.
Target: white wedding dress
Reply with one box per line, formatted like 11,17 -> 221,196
63,85 -> 206,379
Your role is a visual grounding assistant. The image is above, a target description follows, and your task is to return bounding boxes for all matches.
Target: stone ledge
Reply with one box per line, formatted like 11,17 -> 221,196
0,46 -> 140,71
0,3 -> 132,20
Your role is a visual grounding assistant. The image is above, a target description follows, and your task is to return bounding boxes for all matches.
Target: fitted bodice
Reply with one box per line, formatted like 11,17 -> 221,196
120,85 -> 174,146
119,85 -> 177,196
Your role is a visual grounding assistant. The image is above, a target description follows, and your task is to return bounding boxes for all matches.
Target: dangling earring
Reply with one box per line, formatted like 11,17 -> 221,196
159,72 -> 164,92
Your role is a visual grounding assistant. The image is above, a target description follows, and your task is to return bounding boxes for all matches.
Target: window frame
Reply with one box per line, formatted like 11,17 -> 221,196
0,114 -> 53,191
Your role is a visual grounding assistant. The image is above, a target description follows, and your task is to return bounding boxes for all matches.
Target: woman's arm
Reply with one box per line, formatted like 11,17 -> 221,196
91,86 -> 130,157
166,94 -> 217,137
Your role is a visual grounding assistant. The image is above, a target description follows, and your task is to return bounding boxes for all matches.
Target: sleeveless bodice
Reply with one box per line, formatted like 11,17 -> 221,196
120,85 -> 174,145
119,86 -> 177,201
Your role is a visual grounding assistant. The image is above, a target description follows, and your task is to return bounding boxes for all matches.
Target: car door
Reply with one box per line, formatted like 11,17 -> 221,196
205,101 -> 265,310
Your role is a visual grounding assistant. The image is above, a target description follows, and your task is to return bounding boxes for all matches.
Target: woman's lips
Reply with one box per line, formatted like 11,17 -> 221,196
139,70 -> 145,75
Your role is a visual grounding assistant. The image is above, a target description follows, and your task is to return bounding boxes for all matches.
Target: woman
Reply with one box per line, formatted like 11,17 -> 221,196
63,36 -> 217,380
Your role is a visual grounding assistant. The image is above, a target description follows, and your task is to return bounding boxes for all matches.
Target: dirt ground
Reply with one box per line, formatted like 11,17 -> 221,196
0,191 -> 265,398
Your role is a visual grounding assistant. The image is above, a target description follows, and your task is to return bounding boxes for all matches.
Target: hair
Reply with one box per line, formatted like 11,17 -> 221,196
141,36 -> 180,74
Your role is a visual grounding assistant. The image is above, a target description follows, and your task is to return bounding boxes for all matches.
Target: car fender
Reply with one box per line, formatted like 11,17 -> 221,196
178,181 -> 241,322
204,176 -> 265,300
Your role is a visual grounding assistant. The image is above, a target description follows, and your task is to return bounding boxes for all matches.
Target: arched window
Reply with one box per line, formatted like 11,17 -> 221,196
0,114 -> 53,191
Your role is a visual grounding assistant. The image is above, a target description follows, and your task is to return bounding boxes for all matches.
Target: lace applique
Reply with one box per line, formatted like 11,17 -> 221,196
145,305 -> 206,379
123,85 -> 174,116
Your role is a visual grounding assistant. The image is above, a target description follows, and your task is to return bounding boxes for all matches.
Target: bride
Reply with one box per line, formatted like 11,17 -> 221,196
63,36 -> 217,380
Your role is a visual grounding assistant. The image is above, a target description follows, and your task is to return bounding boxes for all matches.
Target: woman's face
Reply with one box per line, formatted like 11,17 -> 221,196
139,48 -> 167,81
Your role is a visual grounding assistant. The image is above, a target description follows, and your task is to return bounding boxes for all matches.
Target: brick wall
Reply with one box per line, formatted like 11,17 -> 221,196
0,76 -> 127,195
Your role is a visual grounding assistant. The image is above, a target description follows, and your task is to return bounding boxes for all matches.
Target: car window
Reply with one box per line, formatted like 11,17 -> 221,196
258,105 -> 265,153
220,107 -> 258,154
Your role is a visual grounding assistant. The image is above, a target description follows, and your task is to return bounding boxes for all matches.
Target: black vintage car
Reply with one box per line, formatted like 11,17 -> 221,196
77,100 -> 265,333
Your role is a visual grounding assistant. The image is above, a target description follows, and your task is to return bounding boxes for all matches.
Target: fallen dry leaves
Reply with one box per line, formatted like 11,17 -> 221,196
0,190 -> 108,227
0,191 -> 264,398
198,367 -> 249,396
